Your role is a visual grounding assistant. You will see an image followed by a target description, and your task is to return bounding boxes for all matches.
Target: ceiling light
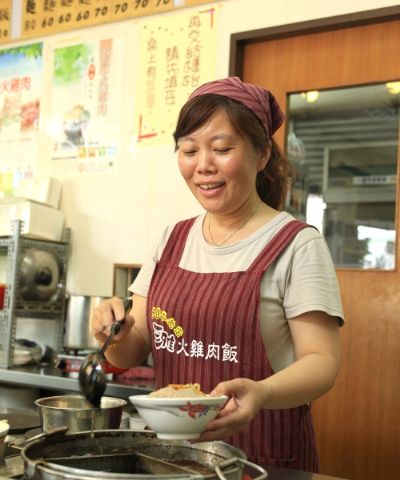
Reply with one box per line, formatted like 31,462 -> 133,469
301,90 -> 320,103
386,81 -> 400,95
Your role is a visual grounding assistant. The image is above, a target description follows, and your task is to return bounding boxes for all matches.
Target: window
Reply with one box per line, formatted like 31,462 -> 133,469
286,82 -> 399,269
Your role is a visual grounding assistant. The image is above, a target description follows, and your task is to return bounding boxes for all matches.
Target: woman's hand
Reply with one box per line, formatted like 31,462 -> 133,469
91,296 -> 135,346
91,294 -> 151,369
196,378 -> 266,442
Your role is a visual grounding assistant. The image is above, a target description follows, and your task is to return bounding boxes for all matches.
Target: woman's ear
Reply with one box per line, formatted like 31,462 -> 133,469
256,142 -> 271,172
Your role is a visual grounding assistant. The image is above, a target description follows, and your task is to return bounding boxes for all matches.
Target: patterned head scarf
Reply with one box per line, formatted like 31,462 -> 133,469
188,76 -> 284,138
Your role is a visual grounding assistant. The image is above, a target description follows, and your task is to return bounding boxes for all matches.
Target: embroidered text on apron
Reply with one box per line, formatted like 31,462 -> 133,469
147,218 -> 318,471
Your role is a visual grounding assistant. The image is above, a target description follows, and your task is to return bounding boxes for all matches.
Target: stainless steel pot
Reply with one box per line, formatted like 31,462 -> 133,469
64,295 -> 107,349
21,429 -> 267,479
34,395 -> 126,434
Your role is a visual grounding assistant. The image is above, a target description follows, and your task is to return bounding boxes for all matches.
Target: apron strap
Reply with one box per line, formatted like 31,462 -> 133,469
159,217 -> 311,274
248,219 -> 311,274
158,217 -> 196,266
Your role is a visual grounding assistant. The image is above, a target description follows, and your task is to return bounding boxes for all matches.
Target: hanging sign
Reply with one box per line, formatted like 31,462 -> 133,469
135,4 -> 218,146
0,1 -> 12,45
0,42 -> 43,193
48,34 -> 125,175
19,0 -> 217,40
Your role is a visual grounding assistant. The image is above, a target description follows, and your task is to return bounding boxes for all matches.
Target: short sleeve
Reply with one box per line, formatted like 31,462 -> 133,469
128,224 -> 174,297
283,232 -> 344,325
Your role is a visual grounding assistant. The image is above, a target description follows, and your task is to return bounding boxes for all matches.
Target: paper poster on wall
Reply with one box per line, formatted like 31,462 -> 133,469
136,4 -> 218,147
48,36 -> 124,175
0,43 -> 42,194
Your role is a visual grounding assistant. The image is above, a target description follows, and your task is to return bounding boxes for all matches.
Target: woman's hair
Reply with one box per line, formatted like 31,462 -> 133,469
173,94 -> 292,210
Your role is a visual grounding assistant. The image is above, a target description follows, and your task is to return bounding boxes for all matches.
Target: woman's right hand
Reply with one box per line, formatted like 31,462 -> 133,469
91,296 -> 135,346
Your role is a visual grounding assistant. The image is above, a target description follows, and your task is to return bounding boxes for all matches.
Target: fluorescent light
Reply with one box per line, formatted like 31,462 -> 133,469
386,81 -> 400,94
301,90 -> 320,103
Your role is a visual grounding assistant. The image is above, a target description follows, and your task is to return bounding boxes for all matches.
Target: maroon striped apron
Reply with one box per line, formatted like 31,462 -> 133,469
147,218 -> 319,472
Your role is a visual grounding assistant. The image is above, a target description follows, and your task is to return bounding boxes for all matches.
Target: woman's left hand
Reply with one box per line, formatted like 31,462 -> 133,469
196,378 -> 266,442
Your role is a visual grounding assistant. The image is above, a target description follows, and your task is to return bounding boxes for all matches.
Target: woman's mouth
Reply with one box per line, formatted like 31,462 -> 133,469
198,182 -> 224,190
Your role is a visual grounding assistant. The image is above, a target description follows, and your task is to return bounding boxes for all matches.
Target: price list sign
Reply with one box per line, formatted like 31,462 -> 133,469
0,1 -> 12,44
19,1 -> 219,40
21,0 -> 125,38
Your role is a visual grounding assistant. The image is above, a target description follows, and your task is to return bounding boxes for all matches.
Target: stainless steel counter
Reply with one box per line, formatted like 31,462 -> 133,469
0,366 -> 154,400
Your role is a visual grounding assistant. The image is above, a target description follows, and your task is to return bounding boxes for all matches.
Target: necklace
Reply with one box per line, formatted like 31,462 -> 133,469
208,200 -> 263,247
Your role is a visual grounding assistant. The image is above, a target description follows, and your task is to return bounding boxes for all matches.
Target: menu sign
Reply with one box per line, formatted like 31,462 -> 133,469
0,1 -> 12,44
21,0 -> 122,39
20,0 -> 215,40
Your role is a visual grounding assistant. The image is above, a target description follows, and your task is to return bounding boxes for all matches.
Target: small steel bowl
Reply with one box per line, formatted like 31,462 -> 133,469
35,395 -> 126,434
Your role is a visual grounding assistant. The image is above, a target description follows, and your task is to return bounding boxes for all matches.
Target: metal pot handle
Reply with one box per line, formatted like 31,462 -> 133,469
12,426 -> 69,450
215,457 -> 268,480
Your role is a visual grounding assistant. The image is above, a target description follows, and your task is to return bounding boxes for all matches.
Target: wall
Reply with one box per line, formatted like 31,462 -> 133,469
3,0 -> 399,296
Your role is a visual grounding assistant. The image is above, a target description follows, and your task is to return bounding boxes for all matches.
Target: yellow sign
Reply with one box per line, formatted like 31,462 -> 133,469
0,0 -> 12,44
19,0 -> 218,40
136,4 -> 218,146
127,0 -> 173,18
20,0 -> 121,39
185,0 -> 215,5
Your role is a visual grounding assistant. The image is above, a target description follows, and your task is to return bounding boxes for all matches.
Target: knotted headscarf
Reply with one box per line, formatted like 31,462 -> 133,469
189,76 -> 284,138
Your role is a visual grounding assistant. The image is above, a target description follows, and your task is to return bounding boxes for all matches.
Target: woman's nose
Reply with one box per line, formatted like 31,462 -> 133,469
196,149 -> 216,173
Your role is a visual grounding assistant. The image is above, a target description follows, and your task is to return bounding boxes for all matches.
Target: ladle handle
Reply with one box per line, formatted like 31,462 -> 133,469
98,296 -> 133,357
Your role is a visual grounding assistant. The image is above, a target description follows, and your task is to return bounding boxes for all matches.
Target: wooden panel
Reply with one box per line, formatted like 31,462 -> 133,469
242,19 -> 400,480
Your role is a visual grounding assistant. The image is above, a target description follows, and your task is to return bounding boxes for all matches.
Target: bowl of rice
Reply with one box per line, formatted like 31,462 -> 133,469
129,383 -> 228,440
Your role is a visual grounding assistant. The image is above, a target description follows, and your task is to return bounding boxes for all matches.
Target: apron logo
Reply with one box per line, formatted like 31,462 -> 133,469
152,321 -> 239,363
151,306 -> 183,337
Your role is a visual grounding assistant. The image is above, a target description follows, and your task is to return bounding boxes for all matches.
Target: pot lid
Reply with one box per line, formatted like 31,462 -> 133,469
19,248 -> 62,300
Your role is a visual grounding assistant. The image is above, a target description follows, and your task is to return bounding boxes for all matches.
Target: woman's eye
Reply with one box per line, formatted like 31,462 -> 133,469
215,148 -> 231,154
183,150 -> 196,156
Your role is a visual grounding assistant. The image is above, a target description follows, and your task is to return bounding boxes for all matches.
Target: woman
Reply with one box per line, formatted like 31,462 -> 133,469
93,76 -> 344,471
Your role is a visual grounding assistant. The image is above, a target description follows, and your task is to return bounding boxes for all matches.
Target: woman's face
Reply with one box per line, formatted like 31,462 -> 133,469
177,109 -> 268,215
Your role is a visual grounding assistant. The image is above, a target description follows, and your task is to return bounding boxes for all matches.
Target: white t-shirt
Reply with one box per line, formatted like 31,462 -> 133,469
130,211 -> 344,373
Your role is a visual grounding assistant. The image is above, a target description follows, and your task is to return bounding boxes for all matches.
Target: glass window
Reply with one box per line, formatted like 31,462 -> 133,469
286,82 -> 399,269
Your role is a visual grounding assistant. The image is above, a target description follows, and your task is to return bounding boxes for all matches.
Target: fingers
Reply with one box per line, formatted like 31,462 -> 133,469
211,377 -> 250,397
197,412 -> 249,442
92,296 -> 134,343
197,378 -> 264,443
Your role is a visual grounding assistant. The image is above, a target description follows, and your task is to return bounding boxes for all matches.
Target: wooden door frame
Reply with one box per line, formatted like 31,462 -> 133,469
229,5 -> 400,78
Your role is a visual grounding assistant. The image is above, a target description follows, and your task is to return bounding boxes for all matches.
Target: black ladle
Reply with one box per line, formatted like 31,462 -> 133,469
79,297 -> 133,406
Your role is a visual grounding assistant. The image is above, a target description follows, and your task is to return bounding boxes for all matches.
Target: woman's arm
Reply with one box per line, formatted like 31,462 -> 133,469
91,294 -> 152,369
258,310 -> 340,408
198,311 -> 340,441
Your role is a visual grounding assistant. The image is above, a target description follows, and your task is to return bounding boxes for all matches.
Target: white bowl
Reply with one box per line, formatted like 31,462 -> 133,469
129,394 -> 228,440
0,420 -> 9,458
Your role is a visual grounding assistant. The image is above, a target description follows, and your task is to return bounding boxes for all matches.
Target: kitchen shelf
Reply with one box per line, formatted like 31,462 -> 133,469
0,366 -> 153,400
0,220 -> 71,368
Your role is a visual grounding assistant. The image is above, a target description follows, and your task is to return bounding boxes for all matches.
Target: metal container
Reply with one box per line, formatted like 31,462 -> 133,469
34,395 -> 126,434
21,429 -> 267,479
64,295 -> 107,349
